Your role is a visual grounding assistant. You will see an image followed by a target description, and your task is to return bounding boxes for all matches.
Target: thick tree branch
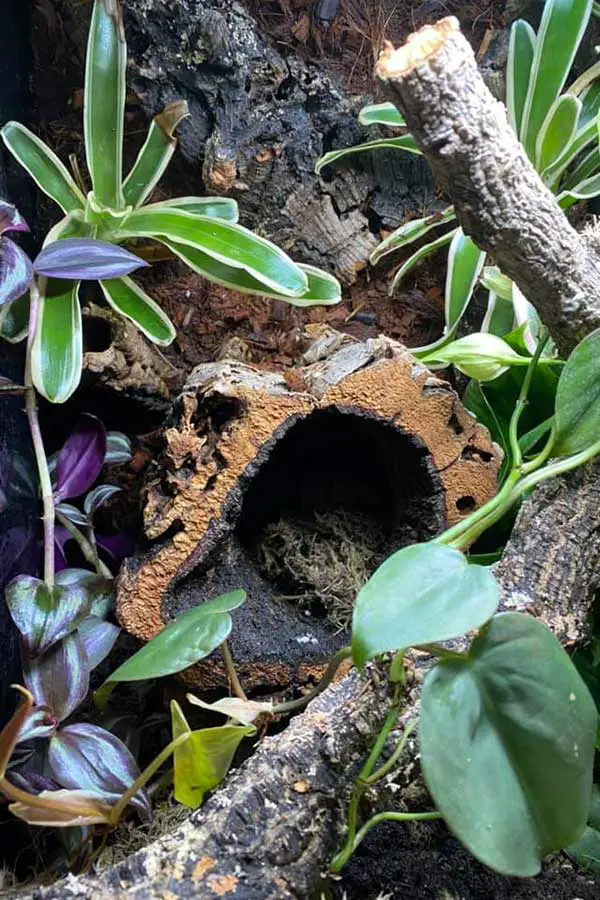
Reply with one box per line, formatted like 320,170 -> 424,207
376,17 -> 600,356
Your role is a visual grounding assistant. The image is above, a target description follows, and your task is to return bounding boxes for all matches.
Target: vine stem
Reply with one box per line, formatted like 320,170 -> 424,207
24,279 -> 55,586
220,640 -> 247,701
271,646 -> 352,715
55,511 -> 112,578
330,809 -> 442,871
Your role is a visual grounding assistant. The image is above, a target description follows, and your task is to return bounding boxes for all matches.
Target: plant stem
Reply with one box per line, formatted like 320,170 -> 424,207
364,719 -> 417,785
271,646 -> 352,715
220,640 -> 247,701
24,279 -> 55,586
508,330 -> 550,473
0,774 -> 113,818
55,511 -> 112,578
415,643 -> 468,661
330,810 -> 442,872
108,731 -> 192,825
436,469 -> 520,551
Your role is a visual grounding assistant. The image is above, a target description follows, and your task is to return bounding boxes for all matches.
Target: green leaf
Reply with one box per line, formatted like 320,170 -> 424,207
543,113 -> 598,187
480,267 -> 513,303
351,543 -> 499,667
536,94 -> 581,172
420,612 -> 597,876
101,590 -> 247,684
481,293 -> 516,338
122,100 -> 189,208
578,78 -> 600,126
1,122 -> 86,213
358,102 -> 406,128
553,328 -> 600,456
31,279 -> 82,404
0,292 -> 29,343
566,823 -> 600,874
145,196 -> 239,223
165,239 -> 340,306
424,333 -> 530,382
315,135 -> 421,175
84,0 -> 126,209
519,415 -> 554,456
463,378 -> 511,480
557,171 -> 600,208
561,146 -> 600,190
506,20 -> 536,135
390,228 -> 456,298
520,0 -> 592,161
370,207 -> 456,266
171,701 -> 254,809
100,277 -> 175,345
118,208 -> 308,296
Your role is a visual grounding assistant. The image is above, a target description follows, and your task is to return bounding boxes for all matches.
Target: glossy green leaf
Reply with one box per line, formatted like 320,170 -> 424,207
351,543 -> 499,667
315,135 -> 421,175
6,573 -> 94,656
536,94 -> 581,172
0,292 -> 29,343
444,229 -> 486,331
420,612 -> 597,876
423,333 -> 530,382
1,122 -> 86,213
370,207 -> 456,266
463,378 -> 511,481
31,279 -> 82,403
358,102 -> 406,128
520,0 -> 592,160
171,701 -> 254,809
389,228 -> 456,298
562,146 -> 600,190
100,277 -> 175,345
553,328 -> 600,456
101,590 -> 247,684
519,415 -> 554,457
543,113 -> 598,186
557,171 -> 600,208
566,823 -> 600,873
165,239 -> 340,306
578,78 -> 600,126
481,293 -> 515,338
84,0 -> 126,208
122,100 -> 189,208
144,196 -> 239,223
506,20 -> 536,135
119,208 -> 308,296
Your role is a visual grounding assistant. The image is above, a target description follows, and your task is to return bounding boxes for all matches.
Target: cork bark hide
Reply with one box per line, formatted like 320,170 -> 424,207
117,329 -> 499,692
376,17 -> 600,356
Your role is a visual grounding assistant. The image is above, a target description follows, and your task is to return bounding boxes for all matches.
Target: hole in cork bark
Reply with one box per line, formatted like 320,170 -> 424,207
448,412 -> 464,436
82,315 -> 113,352
456,495 -> 477,513
236,407 -> 444,630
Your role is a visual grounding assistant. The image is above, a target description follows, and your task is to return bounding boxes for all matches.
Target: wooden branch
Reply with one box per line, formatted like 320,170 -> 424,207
376,17 -> 600,355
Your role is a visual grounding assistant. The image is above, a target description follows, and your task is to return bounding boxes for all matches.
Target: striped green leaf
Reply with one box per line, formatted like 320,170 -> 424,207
118,208 -> 308,296
84,0 -> 126,209
557,171 -> 600,208
358,102 -> 406,128
370,207 -> 456,266
542,112 -> 598,186
100,277 -> 175,345
1,123 -> 86,214
32,279 -> 82,403
444,230 -> 486,334
143,196 -> 239,223
164,239 -> 340,306
315,135 -> 421,175
520,0 -> 592,161
123,101 -> 189,208
562,146 -> 600,190
481,292 -> 516,338
536,95 -> 581,172
506,20 -> 536,135
390,228 -> 457,297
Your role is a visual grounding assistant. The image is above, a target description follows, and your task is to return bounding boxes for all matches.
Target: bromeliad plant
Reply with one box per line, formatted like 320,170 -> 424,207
0,0 -> 341,404
317,0 -> 600,355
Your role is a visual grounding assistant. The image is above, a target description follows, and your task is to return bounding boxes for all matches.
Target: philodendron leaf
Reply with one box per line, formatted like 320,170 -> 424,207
420,612 -> 597,877
48,723 -> 150,820
100,276 -> 175,345
31,278 -> 82,403
33,238 -> 148,281
100,590 -> 247,685
351,544 -> 500,667
187,694 -> 274,725
6,573 -> 94,655
566,786 -> 600,873
171,701 -> 254,809
55,414 -> 107,502
23,632 -> 89,722
553,328 -> 600,456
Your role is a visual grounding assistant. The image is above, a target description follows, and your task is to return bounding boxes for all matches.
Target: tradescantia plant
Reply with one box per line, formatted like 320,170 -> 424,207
317,0 -> 600,356
0,0 -> 341,404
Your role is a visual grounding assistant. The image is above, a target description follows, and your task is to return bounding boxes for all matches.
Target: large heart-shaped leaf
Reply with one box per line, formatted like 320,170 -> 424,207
55,414 -> 107,502
23,632 -> 89,722
78,616 -> 120,670
6,573 -> 95,655
171,701 -> 254,809
553,328 -> 600,456
351,544 -> 499,667
101,590 -> 247,685
420,612 -> 597,877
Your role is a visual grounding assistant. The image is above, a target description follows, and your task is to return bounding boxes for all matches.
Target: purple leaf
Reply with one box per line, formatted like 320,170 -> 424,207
17,705 -> 57,742
23,632 -> 89,722
55,414 -> 107,502
33,238 -> 148,281
78,616 -> 120,670
105,431 -> 132,465
54,569 -> 114,618
83,484 -> 122,518
96,531 -> 135,562
0,200 -> 29,234
55,502 -> 88,527
8,772 -> 61,794
0,237 -> 33,307
6,570 -> 96,655
48,723 -> 151,821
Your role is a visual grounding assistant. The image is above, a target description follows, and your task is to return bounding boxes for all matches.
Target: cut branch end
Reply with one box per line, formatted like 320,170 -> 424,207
376,17 -> 459,79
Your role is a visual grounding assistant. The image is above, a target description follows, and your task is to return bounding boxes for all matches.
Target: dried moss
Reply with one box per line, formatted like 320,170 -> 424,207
96,796 -> 189,870
257,511 -> 386,630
